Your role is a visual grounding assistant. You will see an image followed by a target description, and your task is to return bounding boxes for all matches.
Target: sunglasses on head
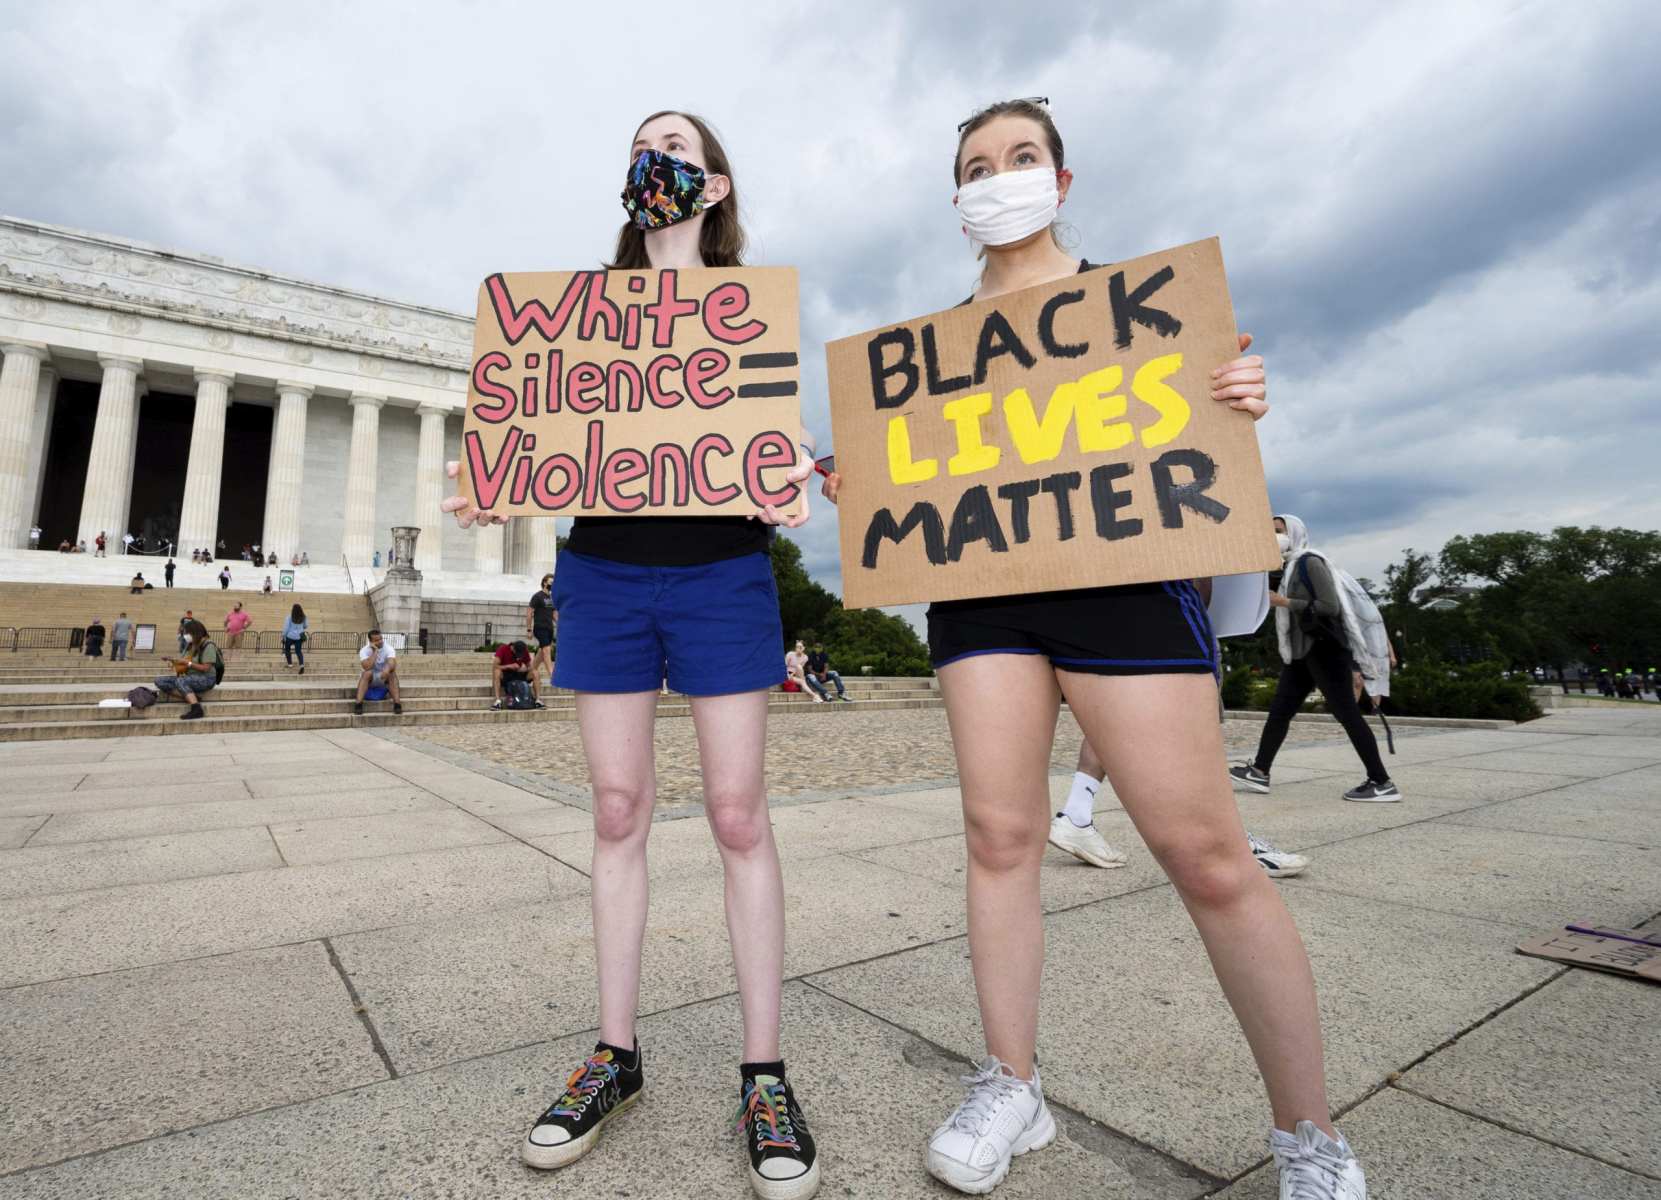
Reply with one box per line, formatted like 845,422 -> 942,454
957,96 -> 1050,133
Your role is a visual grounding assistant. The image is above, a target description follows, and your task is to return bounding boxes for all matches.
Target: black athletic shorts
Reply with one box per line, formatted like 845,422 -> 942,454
532,628 -> 554,649
926,580 -> 1217,676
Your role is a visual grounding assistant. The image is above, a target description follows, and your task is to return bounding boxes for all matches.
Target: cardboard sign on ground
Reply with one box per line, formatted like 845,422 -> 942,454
459,268 -> 803,518
825,238 -> 1280,609
1517,924 -> 1661,983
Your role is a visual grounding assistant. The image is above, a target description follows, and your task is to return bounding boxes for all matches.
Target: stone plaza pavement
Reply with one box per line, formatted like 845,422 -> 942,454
0,707 -> 1657,1198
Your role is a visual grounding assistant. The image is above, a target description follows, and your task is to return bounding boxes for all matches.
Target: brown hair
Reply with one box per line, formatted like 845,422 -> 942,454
606,111 -> 747,269
953,99 -> 1069,262
953,98 -> 1065,185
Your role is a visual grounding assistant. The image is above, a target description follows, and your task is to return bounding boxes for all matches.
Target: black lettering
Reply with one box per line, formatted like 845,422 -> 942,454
862,502 -> 947,567
867,329 -> 918,410
946,485 -> 1009,562
1037,289 -> 1088,358
922,324 -> 971,395
1090,463 -> 1144,540
1151,449 -> 1230,527
1039,471 -> 1082,541
1109,265 -> 1182,350
995,478 -> 1041,544
972,311 -> 1036,384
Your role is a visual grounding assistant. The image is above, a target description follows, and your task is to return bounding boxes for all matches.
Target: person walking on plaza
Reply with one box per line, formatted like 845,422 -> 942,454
94,531 -> 106,557
281,604 -> 308,674
164,557 -> 175,587
110,612 -> 133,662
156,618 -> 223,721
28,524 -> 40,548
84,617 -> 105,658
804,640 -> 849,702
353,629 -> 402,715
442,110 -> 822,1199
527,572 -> 556,687
122,532 -> 134,555
218,565 -> 231,590
1229,515 -> 1400,803
820,100 -> 1365,1198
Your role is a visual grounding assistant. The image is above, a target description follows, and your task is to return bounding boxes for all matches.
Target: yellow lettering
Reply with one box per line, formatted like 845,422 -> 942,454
1074,365 -> 1132,453
943,392 -> 1001,476
886,414 -> 938,484
1003,384 -> 1077,465
1134,353 -> 1189,447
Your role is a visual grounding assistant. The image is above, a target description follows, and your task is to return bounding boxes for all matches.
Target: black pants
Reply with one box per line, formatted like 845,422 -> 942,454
1254,637 -> 1390,782
282,637 -> 304,666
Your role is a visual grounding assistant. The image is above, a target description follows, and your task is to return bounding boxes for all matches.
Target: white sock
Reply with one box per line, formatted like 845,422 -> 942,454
1060,771 -> 1099,826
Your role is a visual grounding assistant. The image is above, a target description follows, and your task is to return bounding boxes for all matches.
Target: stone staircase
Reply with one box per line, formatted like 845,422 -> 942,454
0,581 -> 376,646
0,650 -> 942,741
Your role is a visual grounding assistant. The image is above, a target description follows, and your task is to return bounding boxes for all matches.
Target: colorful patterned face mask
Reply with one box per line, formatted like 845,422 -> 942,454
621,148 -> 709,230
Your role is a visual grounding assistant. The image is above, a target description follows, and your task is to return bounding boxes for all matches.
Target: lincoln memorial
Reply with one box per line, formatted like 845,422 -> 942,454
0,215 -> 554,592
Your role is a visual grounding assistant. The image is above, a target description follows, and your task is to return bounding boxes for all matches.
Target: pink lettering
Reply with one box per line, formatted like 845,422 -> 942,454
703,282 -> 767,344
484,273 -> 585,346
685,348 -> 733,409
471,351 -> 516,422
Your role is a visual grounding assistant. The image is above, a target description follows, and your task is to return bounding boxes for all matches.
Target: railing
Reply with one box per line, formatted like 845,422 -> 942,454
2,627 -> 86,652
418,628 -> 504,655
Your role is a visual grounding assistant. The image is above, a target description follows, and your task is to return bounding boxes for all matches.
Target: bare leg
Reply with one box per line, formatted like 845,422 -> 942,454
1060,670 -> 1334,1135
690,689 -> 784,1062
577,691 -> 659,1049
356,670 -> 371,702
385,667 -> 400,702
1076,737 -> 1105,780
938,654 -> 1062,1079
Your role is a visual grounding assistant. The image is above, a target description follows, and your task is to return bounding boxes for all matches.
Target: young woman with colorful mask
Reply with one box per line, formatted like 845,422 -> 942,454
444,111 -> 820,1200
823,99 -> 1367,1198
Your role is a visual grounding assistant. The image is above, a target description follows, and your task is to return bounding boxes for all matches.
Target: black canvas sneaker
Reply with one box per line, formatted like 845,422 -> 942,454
735,1062 -> 819,1199
522,1041 -> 643,1170
1229,763 -> 1272,793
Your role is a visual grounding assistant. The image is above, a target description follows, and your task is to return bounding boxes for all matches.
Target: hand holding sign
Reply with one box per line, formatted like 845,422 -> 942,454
454,267 -> 805,522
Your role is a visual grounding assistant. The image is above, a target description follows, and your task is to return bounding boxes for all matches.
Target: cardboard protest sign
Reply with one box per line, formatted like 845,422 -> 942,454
825,238 -> 1280,609
1517,924 -> 1661,983
459,268 -> 803,518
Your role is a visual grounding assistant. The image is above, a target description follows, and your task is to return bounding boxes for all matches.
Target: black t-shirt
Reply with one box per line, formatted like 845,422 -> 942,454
565,515 -> 770,567
807,650 -> 830,674
529,590 -> 554,632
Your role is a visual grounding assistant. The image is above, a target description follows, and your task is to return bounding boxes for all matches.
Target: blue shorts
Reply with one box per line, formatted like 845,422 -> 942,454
551,550 -> 785,696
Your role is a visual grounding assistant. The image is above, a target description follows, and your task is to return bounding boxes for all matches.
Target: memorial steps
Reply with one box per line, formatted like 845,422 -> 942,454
0,673 -> 942,742
0,579 -> 376,640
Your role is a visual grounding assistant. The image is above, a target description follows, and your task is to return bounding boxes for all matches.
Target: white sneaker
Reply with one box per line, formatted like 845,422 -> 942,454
926,1057 -> 1056,1195
1047,815 -> 1127,869
1271,1120 -> 1367,1199
1247,831 -> 1309,878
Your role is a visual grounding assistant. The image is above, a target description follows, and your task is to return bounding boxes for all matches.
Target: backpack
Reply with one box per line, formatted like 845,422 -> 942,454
201,640 -> 226,684
127,686 -> 158,709
503,677 -> 534,709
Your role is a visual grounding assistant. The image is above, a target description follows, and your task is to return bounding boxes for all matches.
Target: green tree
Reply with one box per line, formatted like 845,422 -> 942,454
767,535 -> 931,676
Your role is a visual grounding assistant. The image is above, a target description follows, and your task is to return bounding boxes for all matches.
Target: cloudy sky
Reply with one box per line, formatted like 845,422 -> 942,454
5,0 -> 1659,604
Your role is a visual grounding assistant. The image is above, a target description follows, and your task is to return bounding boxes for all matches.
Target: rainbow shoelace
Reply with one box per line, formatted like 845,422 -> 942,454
734,1078 -> 801,1152
549,1050 -> 620,1119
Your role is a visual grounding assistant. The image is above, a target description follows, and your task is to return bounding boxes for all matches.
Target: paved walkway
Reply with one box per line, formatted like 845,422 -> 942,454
0,709 -> 1657,1197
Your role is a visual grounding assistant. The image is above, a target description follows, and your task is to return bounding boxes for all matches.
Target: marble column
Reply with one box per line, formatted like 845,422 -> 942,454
473,519 -> 505,574
24,365 -> 58,537
261,381 -> 311,562
413,403 -> 448,569
77,355 -> 143,551
0,343 -> 48,548
341,393 -> 385,565
516,516 -> 558,579
176,369 -> 233,557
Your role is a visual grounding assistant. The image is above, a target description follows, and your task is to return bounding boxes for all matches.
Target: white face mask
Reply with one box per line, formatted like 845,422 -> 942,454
955,168 -> 1059,249
1276,532 -> 1293,556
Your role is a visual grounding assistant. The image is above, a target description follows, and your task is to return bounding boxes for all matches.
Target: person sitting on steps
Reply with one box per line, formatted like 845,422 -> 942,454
354,629 -> 403,716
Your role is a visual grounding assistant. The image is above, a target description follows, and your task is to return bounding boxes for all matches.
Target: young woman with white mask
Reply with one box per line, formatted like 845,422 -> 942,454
823,99 -> 1367,1198
445,111 -> 820,1200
